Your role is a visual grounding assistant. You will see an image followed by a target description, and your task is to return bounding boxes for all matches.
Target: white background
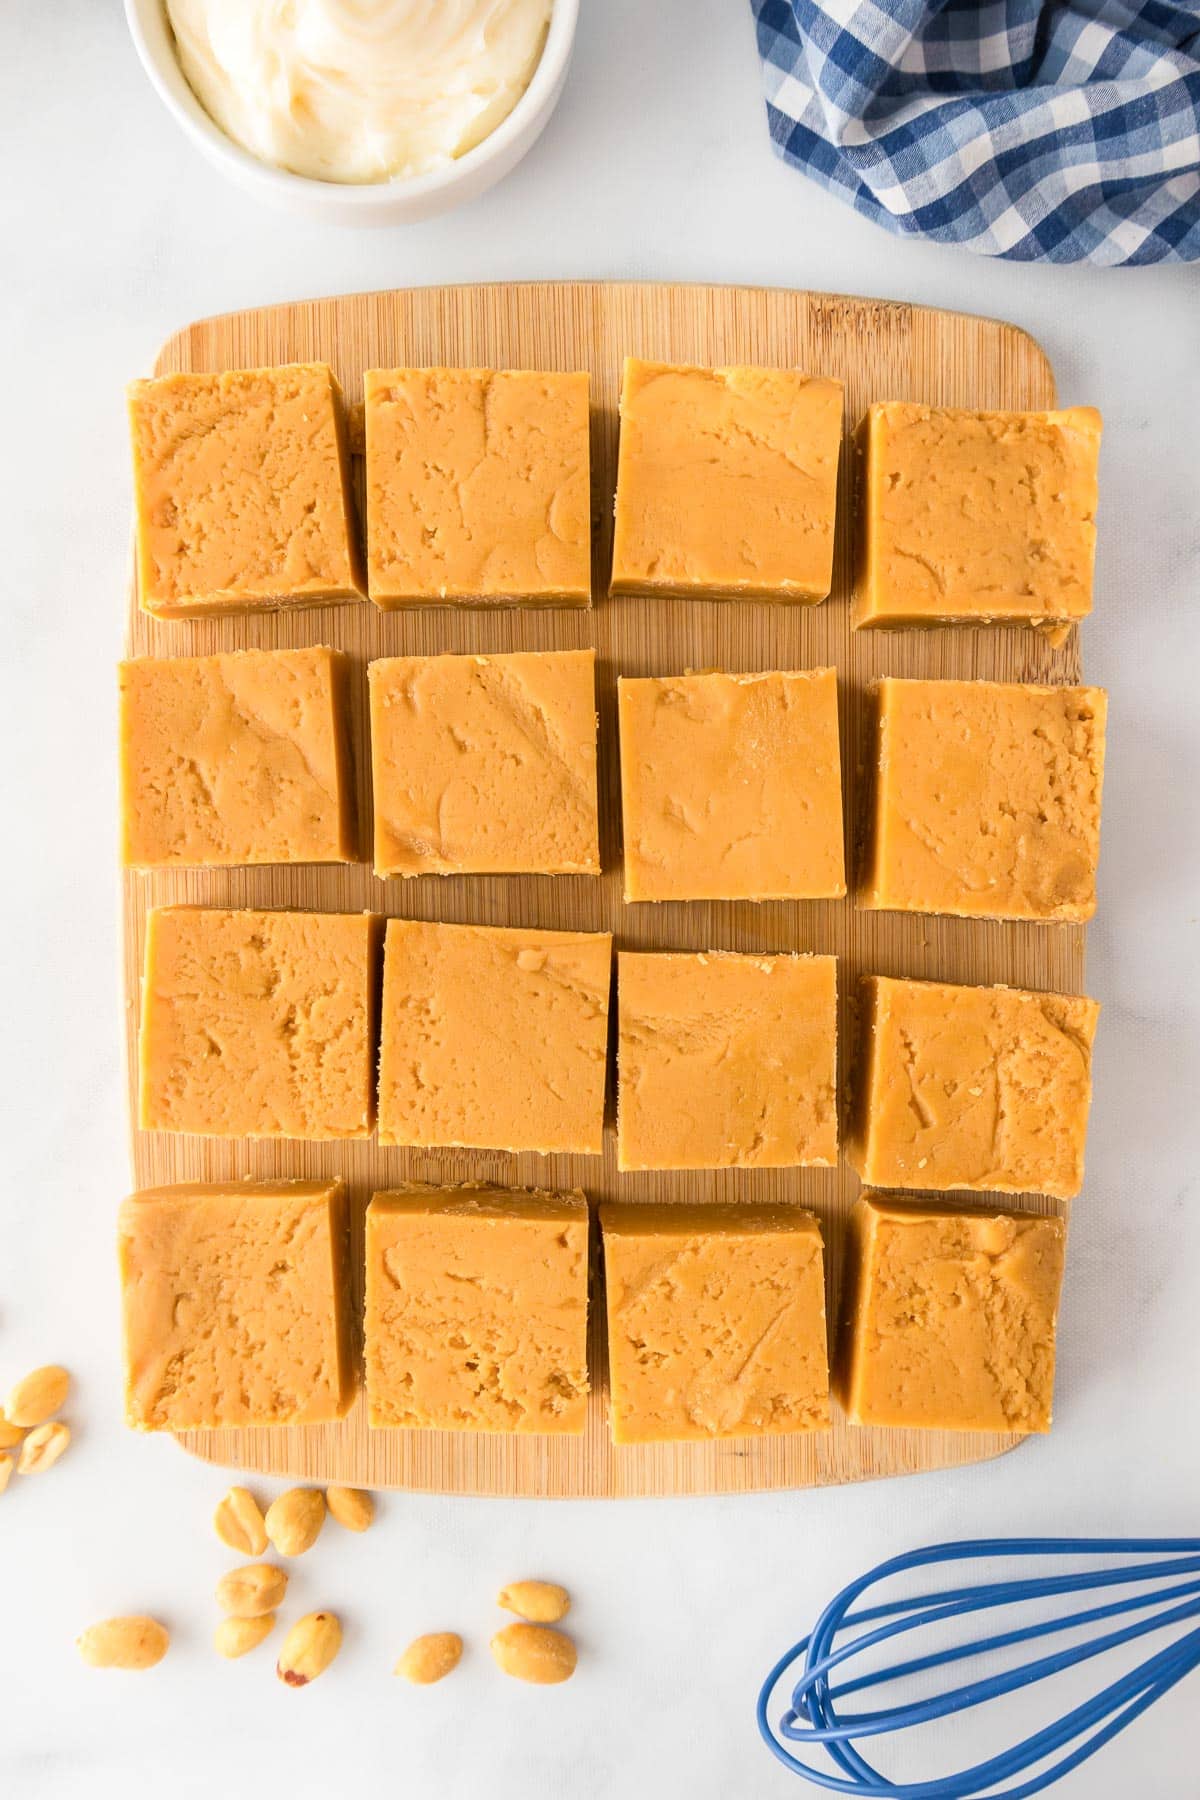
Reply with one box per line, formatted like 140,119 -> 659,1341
2,4 -> 1198,1797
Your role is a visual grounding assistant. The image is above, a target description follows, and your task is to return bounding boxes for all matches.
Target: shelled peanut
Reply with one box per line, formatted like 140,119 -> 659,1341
1,1362 -> 72,1486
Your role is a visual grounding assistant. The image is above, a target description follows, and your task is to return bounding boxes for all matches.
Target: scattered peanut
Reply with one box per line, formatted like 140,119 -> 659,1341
214,1613 -> 276,1659
214,1486 -> 268,1556
0,1409 -> 24,1450
490,1623 -> 577,1685
325,1485 -> 374,1533
395,1631 -> 463,1685
498,1580 -> 571,1624
265,1487 -> 326,1556
77,1616 -> 169,1671
277,1611 -> 343,1687
6,1364 -> 70,1429
17,1420 -> 70,1475
216,1563 -> 288,1619
0,1453 -> 12,1495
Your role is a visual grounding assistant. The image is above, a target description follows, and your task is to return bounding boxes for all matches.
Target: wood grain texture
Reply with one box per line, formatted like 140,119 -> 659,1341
122,281 -> 1081,1496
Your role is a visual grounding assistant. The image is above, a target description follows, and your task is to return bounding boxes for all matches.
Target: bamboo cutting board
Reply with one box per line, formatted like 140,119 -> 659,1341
122,281 -> 1081,1496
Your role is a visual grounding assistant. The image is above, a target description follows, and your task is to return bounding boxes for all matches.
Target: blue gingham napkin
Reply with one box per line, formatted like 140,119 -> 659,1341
752,0 -> 1200,263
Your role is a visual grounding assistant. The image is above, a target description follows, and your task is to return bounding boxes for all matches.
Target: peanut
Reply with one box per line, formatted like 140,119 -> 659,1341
17,1420 -> 70,1475
497,1580 -> 571,1624
490,1623 -> 577,1685
0,1409 -> 24,1450
216,1563 -> 288,1618
214,1613 -> 275,1659
214,1486 -> 268,1556
395,1631 -> 463,1685
6,1364 -> 70,1428
77,1616 -> 169,1670
277,1611 -> 342,1687
265,1487 -> 325,1556
0,1454 -> 11,1495
325,1485 -> 374,1533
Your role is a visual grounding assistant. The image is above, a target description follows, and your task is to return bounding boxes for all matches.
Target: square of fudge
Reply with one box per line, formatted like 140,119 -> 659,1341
364,367 -> 591,607
138,907 -> 378,1140
617,951 -> 837,1170
127,363 -> 364,619
848,975 -> 1099,1199
120,646 -> 356,868
836,1195 -> 1066,1433
617,668 -> 845,902
377,919 -> 612,1154
118,1179 -> 354,1430
610,360 -> 844,601
368,648 -> 600,877
862,678 -> 1107,922
600,1204 -> 829,1443
365,1184 -> 590,1432
854,402 -> 1101,630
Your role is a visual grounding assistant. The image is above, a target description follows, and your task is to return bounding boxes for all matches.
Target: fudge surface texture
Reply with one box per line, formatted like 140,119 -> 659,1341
120,646 -> 355,868
377,919 -> 612,1154
364,367 -> 591,607
610,359 -> 843,601
368,648 -> 599,877
119,1179 -> 354,1431
365,1184 -> 589,1433
848,975 -> 1098,1200
139,907 -> 377,1141
836,1195 -> 1066,1433
617,667 -> 845,902
616,950 -> 838,1170
127,362 -> 363,619
855,402 -> 1101,629
862,678 -> 1107,922
600,1203 -> 830,1443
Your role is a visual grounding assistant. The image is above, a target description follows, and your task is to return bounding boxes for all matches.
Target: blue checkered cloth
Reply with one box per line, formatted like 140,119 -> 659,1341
752,0 -> 1200,262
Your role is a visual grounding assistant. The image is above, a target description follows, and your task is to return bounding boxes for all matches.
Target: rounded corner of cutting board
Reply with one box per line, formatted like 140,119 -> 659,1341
130,280 -> 1075,1498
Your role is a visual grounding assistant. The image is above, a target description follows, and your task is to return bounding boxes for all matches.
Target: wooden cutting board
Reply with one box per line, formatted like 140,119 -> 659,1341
122,281 -> 1081,1497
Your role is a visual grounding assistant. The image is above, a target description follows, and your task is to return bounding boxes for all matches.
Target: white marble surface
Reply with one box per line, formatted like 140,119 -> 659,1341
2,4 -> 1198,1796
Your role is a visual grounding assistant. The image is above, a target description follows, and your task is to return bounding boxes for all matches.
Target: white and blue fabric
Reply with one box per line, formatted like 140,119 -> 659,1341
751,1 -> 1200,263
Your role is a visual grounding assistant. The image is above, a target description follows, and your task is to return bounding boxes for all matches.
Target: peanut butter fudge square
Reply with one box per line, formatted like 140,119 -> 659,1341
855,402 -> 1101,631
120,646 -> 355,868
377,919 -> 612,1155
600,1204 -> 829,1443
364,367 -> 591,607
862,678 -> 1107,922
848,975 -> 1099,1200
616,950 -> 837,1170
127,363 -> 364,618
617,668 -> 845,902
610,360 -> 843,602
837,1195 -> 1066,1433
138,907 -> 378,1140
365,1184 -> 589,1433
119,1179 -> 354,1430
368,648 -> 599,877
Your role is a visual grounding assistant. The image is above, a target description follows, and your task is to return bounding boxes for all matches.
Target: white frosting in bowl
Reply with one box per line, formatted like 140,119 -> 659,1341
165,0 -> 553,185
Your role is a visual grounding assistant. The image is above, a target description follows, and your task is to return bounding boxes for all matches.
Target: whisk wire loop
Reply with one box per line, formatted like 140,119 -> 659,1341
758,1536 -> 1200,1799
827,1573 -> 1200,1706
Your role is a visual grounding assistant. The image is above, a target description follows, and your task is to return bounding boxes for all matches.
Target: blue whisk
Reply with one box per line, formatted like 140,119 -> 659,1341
758,1537 -> 1200,1797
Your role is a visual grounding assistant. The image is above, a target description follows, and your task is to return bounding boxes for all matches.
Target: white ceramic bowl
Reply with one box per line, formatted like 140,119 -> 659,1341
124,0 -> 579,225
